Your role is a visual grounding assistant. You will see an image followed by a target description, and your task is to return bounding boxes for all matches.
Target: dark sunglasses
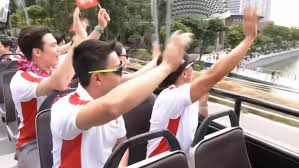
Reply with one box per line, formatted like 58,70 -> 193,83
88,61 -> 124,76
119,54 -> 128,59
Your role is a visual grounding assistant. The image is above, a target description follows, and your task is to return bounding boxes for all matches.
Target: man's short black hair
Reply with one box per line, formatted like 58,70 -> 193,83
114,42 -> 124,56
157,55 -> 189,88
18,25 -> 51,60
73,39 -> 116,87
54,33 -> 65,45
0,38 -> 13,48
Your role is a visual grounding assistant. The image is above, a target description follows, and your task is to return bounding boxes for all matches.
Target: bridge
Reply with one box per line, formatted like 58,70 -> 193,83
244,49 -> 299,69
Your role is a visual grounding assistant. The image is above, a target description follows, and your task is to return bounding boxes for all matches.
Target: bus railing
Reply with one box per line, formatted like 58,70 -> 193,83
210,88 -> 299,118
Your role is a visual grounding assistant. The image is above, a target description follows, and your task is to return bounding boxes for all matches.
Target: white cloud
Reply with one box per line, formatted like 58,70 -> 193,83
270,0 -> 299,27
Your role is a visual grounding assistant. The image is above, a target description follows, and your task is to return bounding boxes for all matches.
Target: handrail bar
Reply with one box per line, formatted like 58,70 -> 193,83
210,88 -> 299,118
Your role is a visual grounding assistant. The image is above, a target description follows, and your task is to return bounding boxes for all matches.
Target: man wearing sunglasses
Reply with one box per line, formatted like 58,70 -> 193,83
147,6 -> 257,157
50,31 -> 193,168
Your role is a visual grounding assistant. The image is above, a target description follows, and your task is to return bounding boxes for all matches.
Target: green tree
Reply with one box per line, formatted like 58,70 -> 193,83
160,17 -> 225,55
224,25 -> 244,49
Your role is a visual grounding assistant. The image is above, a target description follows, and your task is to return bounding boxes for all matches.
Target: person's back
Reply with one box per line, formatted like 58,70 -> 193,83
147,84 -> 200,156
147,54 -> 209,156
11,70 -> 47,150
51,85 -> 126,167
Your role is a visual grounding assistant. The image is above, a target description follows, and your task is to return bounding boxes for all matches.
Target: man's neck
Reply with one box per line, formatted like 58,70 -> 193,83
85,85 -> 104,100
175,80 -> 185,87
32,58 -> 52,74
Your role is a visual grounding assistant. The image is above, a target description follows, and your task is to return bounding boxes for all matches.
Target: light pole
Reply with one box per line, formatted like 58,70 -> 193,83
151,0 -> 159,42
165,0 -> 173,41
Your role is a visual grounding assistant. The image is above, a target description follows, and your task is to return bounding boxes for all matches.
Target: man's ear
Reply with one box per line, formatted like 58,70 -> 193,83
182,70 -> 188,78
32,48 -> 42,58
91,73 -> 102,83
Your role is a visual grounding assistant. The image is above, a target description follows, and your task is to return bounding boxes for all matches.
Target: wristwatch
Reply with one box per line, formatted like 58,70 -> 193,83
94,25 -> 104,34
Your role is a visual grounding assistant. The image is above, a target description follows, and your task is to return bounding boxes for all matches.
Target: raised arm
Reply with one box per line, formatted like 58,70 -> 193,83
121,42 -> 161,82
190,6 -> 257,103
36,8 -> 87,96
88,8 -> 109,40
76,31 -> 193,129
57,8 -> 109,54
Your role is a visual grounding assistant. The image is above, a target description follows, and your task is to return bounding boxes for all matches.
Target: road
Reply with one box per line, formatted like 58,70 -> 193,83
0,121 -> 17,167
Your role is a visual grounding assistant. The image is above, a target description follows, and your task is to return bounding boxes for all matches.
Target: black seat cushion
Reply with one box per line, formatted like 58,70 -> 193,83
3,70 -> 17,123
143,152 -> 189,168
0,61 -> 17,103
195,128 -> 251,168
36,109 -> 52,168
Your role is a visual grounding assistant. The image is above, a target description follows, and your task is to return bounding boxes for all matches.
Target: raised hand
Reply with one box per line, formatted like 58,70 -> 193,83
72,7 -> 88,47
161,30 -> 193,72
152,41 -> 161,60
243,6 -> 257,39
98,8 -> 110,30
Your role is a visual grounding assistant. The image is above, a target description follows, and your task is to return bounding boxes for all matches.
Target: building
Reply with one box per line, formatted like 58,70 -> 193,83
227,0 -> 271,19
226,0 -> 271,26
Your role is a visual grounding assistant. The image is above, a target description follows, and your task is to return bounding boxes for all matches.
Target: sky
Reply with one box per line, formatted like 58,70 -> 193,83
269,0 -> 299,27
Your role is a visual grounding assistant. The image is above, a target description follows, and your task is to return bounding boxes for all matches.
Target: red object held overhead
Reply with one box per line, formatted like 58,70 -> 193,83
75,0 -> 98,9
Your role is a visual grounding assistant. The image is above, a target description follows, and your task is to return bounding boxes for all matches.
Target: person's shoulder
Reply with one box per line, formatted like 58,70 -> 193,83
52,93 -> 74,111
10,70 -> 24,85
160,84 -> 190,95
15,71 -> 44,83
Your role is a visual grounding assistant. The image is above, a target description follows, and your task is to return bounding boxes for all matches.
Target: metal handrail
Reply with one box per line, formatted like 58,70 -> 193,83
0,53 -> 23,61
210,88 -> 299,118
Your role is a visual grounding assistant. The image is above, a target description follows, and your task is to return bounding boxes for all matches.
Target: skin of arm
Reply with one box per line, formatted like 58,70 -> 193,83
198,93 -> 209,117
113,136 -> 129,168
190,6 -> 257,103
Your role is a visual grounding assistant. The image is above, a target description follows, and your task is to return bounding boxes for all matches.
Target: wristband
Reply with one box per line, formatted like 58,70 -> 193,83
94,25 -> 104,34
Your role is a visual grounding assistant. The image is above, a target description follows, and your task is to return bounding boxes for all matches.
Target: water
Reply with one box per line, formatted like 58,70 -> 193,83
262,55 -> 299,80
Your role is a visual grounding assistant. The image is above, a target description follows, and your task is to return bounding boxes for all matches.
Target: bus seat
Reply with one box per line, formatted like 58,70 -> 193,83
3,69 -> 18,141
36,109 -> 52,168
35,89 -> 75,168
38,88 -> 76,112
123,95 -> 156,165
0,61 -> 17,122
104,130 -> 188,168
189,110 -> 251,168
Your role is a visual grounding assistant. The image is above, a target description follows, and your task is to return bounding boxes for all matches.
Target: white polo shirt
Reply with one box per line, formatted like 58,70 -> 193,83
10,70 -> 46,150
51,85 -> 126,168
147,84 -> 199,157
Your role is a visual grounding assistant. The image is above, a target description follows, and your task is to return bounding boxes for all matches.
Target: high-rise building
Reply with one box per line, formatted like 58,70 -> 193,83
227,0 -> 271,20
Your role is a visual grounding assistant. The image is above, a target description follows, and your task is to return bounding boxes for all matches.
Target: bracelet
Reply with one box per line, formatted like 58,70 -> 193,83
94,25 -> 104,34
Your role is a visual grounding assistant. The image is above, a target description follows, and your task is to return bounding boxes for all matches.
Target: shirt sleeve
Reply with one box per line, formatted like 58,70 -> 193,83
10,71 -> 45,102
116,116 -> 127,138
151,84 -> 193,125
51,100 -> 82,140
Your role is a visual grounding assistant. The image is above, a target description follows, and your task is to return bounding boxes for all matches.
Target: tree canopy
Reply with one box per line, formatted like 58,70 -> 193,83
8,0 -> 299,61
